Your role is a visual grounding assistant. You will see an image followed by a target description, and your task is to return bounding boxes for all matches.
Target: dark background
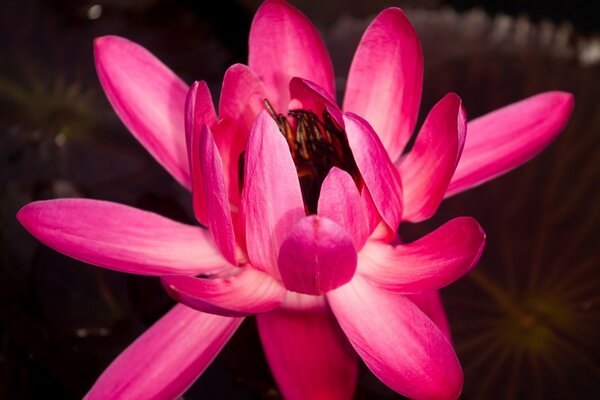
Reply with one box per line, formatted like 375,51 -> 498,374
1,0 -> 599,399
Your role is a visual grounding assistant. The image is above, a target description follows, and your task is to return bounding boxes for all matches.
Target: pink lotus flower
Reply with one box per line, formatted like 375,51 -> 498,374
17,1 -> 573,399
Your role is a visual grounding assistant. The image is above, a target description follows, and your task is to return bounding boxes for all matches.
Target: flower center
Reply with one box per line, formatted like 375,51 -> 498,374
262,99 -> 362,214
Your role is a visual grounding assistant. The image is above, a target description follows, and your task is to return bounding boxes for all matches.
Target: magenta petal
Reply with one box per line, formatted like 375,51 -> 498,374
17,199 -> 227,276
328,276 -> 463,400
318,167 -> 370,249
344,113 -> 403,236
278,215 -> 357,295
289,77 -> 343,125
358,217 -> 485,293
257,297 -> 358,400
84,304 -> 242,400
399,93 -> 466,222
447,91 -> 574,196
343,8 -> 423,161
242,111 -> 305,277
407,291 -> 452,342
162,267 -> 285,317
94,36 -> 191,189
185,81 -> 217,164
191,124 -> 237,265
249,0 -> 335,111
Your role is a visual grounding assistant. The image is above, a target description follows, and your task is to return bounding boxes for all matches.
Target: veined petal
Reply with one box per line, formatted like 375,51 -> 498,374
191,124 -> 236,265
216,64 -> 270,204
84,304 -> 242,400
185,81 -> 217,164
344,113 -> 403,237
162,267 -> 285,317
242,111 -> 305,278
257,295 -> 358,400
289,77 -> 343,126
399,93 -> 466,222
407,291 -> 452,342
318,167 -> 370,250
17,199 -> 227,276
94,36 -> 191,189
358,217 -> 485,293
278,215 -> 357,295
328,276 -> 463,400
249,0 -> 335,111
343,8 -> 423,161
447,91 -> 574,196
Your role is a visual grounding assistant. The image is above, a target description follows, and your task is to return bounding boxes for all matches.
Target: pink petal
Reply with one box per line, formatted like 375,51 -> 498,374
343,8 -> 423,161
84,304 -> 242,400
447,91 -> 574,196
248,0 -> 335,111
318,167 -> 370,249
185,81 -> 217,164
17,199 -> 227,276
190,124 -> 236,265
278,215 -> 357,295
407,291 -> 452,342
94,36 -> 191,189
162,267 -> 285,317
257,296 -> 357,400
344,113 -> 403,237
215,64 -> 270,204
242,111 -> 305,278
288,77 -> 343,126
358,217 -> 485,293
399,93 -> 466,222
328,276 -> 463,400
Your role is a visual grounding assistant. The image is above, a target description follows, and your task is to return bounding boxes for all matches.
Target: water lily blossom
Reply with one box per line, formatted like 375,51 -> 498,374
17,0 -> 573,399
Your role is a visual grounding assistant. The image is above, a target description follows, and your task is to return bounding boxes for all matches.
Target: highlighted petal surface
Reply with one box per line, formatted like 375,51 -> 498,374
359,217 -> 485,293
447,91 -> 574,196
400,93 -> 466,222
191,124 -> 236,265
242,111 -> 305,277
162,267 -> 285,317
18,199 -> 226,276
344,113 -> 403,236
257,295 -> 357,400
407,291 -> 452,341
249,0 -> 334,111
278,215 -> 357,295
95,36 -> 191,189
84,304 -> 242,400
343,8 -> 423,161
318,167 -> 370,249
328,276 -> 463,400
185,81 -> 217,164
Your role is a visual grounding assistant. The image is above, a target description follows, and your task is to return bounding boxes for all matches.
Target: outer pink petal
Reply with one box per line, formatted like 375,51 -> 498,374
242,111 -> 305,277
248,0 -> 335,111
328,276 -> 463,400
344,113 -> 403,236
84,304 -> 242,400
162,267 -> 285,317
94,36 -> 191,189
257,295 -> 357,400
185,81 -> 217,164
399,93 -> 466,222
215,64 -> 270,204
447,91 -> 574,196
407,291 -> 452,342
358,217 -> 485,293
343,8 -> 423,161
318,167 -> 370,250
191,124 -> 236,265
278,215 -> 357,295
17,199 -> 227,276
